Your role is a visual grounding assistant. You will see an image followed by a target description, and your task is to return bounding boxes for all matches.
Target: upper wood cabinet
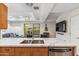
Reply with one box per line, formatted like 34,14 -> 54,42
0,3 -> 8,29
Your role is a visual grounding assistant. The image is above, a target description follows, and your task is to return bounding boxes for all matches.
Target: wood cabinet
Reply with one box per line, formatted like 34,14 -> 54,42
14,47 -> 48,56
14,47 -> 31,56
0,47 -> 48,56
0,47 -> 14,56
30,47 -> 48,56
0,3 -> 8,29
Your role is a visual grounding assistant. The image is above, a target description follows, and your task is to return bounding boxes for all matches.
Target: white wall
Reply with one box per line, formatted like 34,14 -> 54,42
1,22 -> 24,36
46,21 -> 56,38
40,21 -> 56,38
56,8 -> 79,41
56,16 -> 71,41
56,7 -> 79,41
56,7 -> 79,55
1,20 -> 56,38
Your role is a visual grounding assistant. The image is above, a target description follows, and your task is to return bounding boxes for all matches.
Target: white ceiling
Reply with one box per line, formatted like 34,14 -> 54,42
5,3 -> 32,16
51,3 -> 79,13
4,3 -> 79,22
5,3 -> 55,22
46,3 -> 79,22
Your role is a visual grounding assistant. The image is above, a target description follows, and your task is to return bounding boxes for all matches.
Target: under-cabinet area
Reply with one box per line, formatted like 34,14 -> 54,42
0,47 -> 75,56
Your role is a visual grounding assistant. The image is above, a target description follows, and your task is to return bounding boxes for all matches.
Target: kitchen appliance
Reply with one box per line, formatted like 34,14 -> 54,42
49,47 -> 74,56
56,20 -> 66,32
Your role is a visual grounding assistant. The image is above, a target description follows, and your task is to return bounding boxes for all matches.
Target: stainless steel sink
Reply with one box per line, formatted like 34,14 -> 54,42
32,40 -> 44,44
20,40 -> 32,44
20,40 -> 44,44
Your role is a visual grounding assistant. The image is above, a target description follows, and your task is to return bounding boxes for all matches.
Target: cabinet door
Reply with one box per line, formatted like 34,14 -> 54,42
0,47 -> 14,56
31,47 -> 48,56
14,47 -> 31,56
0,3 -> 7,29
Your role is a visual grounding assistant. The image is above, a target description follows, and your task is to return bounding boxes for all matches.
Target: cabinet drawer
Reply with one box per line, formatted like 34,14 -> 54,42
30,47 -> 48,56
0,48 -> 14,53
0,53 -> 10,56
31,47 -> 48,52
31,51 -> 48,56
14,47 -> 31,56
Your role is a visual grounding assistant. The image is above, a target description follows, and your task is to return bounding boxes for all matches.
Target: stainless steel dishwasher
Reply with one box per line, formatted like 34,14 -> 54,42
48,47 -> 74,56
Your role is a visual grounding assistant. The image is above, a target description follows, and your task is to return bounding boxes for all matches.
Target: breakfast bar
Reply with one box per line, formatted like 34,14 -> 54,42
0,38 -> 76,56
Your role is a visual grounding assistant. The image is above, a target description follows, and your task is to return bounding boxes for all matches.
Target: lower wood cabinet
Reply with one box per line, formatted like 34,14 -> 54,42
30,47 -> 48,56
14,47 -> 31,56
0,47 -> 48,56
0,47 -> 14,56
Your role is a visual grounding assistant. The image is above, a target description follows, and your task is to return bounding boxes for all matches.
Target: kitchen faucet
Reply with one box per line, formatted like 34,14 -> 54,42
30,36 -> 34,43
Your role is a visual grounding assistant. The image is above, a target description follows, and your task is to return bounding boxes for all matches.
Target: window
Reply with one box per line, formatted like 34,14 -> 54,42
2,22 -> 24,38
24,23 -> 40,38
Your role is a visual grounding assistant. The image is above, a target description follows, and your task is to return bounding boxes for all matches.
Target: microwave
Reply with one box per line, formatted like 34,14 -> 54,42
56,20 -> 66,32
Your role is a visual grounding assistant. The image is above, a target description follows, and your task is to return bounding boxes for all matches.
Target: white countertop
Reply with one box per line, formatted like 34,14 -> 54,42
0,38 -> 76,47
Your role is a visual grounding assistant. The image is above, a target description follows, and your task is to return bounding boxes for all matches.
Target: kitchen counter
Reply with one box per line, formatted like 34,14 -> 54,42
0,38 -> 78,56
0,38 -> 76,47
0,38 -> 76,56
0,38 -> 51,47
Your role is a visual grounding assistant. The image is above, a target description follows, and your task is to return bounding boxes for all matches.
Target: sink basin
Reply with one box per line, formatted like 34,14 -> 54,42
20,40 -> 44,44
32,40 -> 44,44
20,40 -> 32,44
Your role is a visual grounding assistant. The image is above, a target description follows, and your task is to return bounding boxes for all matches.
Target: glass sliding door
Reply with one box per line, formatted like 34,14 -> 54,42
33,24 -> 40,38
24,23 -> 40,38
24,24 -> 33,38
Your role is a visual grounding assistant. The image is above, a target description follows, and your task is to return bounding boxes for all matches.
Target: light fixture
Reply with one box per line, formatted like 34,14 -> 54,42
33,6 -> 39,10
25,3 -> 33,7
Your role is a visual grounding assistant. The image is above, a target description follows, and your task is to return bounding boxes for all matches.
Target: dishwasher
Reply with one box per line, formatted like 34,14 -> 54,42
48,47 -> 74,56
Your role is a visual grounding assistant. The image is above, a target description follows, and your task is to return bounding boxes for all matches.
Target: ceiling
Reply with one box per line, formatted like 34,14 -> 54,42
46,3 -> 79,22
4,3 -> 79,22
5,3 -> 32,16
5,3 -> 54,22
51,3 -> 79,13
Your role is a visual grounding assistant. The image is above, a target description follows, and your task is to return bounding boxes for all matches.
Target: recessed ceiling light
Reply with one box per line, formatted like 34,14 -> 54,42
26,3 -> 33,7
33,6 -> 39,10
